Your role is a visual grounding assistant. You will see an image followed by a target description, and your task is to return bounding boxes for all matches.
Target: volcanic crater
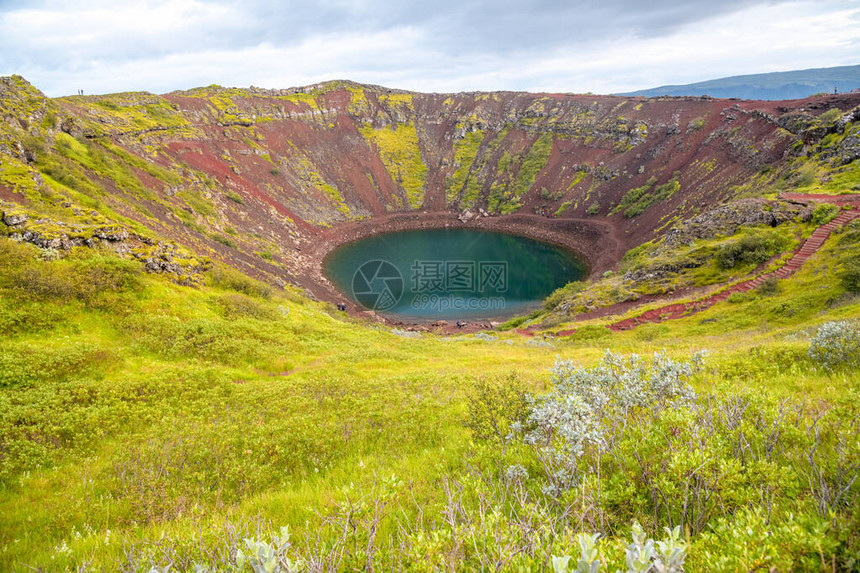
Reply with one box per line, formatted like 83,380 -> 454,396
1,76 -> 859,317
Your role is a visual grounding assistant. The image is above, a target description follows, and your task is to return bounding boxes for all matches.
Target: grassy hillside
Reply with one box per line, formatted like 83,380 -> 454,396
1,206 -> 859,570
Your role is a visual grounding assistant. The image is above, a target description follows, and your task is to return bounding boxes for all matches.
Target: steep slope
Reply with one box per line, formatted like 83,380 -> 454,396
2,75 -> 859,306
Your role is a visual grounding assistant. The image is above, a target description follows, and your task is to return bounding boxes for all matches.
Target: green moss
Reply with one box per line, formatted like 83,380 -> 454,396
10,134 -> 111,209
486,132 -> 554,214
54,133 -> 156,201
345,86 -> 371,115
178,190 -> 216,217
567,169 -> 587,189
176,87 -> 258,126
62,93 -> 194,138
554,201 -> 573,217
817,108 -> 841,125
687,117 -> 706,132
98,142 -> 183,187
446,130 -> 486,205
359,122 -> 428,209
0,76 -> 49,120
276,92 -> 320,111
458,126 -> 513,209
376,92 -> 413,109
512,133 -> 553,199
487,183 -> 506,213
615,174 -> 680,218
288,155 -> 351,218
210,233 -> 236,248
224,191 -> 244,205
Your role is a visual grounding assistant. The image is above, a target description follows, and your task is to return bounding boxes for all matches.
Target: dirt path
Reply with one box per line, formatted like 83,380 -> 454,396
521,194 -> 860,335
609,209 -> 859,331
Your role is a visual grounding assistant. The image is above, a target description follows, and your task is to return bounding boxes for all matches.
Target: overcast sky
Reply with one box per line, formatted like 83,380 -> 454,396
0,0 -> 858,97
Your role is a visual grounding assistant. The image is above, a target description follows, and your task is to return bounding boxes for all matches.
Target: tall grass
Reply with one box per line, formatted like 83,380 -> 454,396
0,232 -> 857,570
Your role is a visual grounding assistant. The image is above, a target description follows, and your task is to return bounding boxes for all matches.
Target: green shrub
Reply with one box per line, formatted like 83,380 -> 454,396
840,220 -> 860,245
0,342 -> 111,387
811,203 -> 840,226
0,239 -> 37,271
123,315 -> 281,366
214,293 -> 279,320
543,281 -> 585,311
756,275 -> 780,296
693,508 -> 838,572
539,187 -> 563,201
808,320 -> 860,370
616,177 -> 656,214
567,324 -> 610,341
0,302 -> 66,336
225,191 -> 244,204
0,244 -> 142,305
726,291 -> 751,304
554,201 -> 572,216
634,322 -> 670,341
211,234 -> 236,248
208,265 -> 272,298
498,315 -> 527,330
793,167 -> 816,187
840,256 -> 860,293
465,374 -> 530,445
716,232 -> 788,270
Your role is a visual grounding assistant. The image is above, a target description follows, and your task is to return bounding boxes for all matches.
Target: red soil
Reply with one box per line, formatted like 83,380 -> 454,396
524,194 -> 860,336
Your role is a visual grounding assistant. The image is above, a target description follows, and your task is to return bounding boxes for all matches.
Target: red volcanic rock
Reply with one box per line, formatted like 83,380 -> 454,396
2,76 -> 858,312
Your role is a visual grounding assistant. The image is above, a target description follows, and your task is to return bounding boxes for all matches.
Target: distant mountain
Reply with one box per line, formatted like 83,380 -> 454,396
621,64 -> 860,100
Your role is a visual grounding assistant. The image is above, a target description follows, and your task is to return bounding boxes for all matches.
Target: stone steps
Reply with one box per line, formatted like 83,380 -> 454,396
601,203 -> 860,332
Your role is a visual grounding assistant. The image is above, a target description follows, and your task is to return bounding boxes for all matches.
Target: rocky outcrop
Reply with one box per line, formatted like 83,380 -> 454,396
623,257 -> 708,284
662,199 -> 813,247
135,242 -> 211,286
835,133 -> 860,166
1,207 -> 210,285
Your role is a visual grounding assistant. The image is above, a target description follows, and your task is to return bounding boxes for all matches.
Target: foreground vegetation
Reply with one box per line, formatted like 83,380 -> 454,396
0,215 -> 858,571
1,75 -> 859,571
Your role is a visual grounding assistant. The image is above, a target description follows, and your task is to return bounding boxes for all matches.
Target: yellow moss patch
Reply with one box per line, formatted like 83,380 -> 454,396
359,123 -> 428,209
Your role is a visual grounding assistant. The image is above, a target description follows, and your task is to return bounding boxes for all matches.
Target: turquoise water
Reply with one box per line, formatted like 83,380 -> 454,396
323,229 -> 587,320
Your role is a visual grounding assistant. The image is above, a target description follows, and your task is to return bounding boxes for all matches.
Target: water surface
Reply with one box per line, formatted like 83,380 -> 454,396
323,229 -> 586,320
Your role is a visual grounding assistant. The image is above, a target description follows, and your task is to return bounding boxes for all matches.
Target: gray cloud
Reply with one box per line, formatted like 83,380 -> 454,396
1,0 -> 857,96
